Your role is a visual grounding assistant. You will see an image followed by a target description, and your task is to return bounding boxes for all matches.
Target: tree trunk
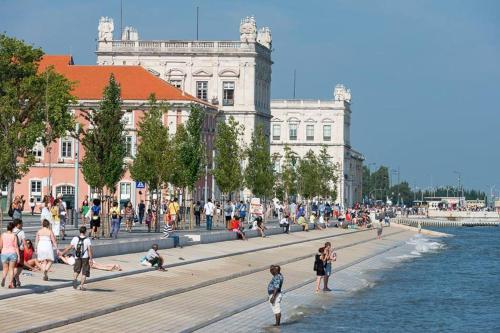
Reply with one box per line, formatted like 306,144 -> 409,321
6,180 -> 14,218
189,189 -> 194,230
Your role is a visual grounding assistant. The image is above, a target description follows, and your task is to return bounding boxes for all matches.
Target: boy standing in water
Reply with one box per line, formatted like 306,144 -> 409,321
268,265 -> 284,326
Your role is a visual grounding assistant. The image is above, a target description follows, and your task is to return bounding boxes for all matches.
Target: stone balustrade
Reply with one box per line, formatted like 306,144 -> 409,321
101,40 -> 270,56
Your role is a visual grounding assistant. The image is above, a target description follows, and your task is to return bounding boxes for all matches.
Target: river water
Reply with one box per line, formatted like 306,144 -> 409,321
280,227 -> 500,333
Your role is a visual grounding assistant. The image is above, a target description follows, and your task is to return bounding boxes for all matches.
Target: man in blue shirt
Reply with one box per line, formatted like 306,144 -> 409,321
268,265 -> 284,326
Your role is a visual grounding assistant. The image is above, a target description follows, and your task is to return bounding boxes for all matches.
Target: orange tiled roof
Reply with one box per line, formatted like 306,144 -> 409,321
38,55 -> 211,106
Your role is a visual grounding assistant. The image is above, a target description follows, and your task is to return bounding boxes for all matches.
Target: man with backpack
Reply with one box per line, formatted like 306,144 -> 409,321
237,200 -> 247,223
60,226 -> 92,291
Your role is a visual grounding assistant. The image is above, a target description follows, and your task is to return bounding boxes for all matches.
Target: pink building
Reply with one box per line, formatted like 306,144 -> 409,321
14,55 -> 218,212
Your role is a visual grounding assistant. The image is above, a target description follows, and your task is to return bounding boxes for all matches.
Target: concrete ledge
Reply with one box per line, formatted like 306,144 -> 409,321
92,237 -> 176,258
391,220 -> 452,237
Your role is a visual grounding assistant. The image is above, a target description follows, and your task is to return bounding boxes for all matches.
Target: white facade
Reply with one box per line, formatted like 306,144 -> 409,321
270,85 -> 364,207
95,16 -> 273,143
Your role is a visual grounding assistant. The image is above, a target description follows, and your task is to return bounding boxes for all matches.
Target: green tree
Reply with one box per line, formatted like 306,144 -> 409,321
177,104 -> 206,228
362,165 -> 372,199
370,166 -> 390,199
280,145 -> 299,201
317,146 -> 339,200
129,94 -> 171,230
297,150 -> 321,199
213,116 -> 243,198
244,125 -> 274,198
0,34 -> 75,206
81,74 -> 126,199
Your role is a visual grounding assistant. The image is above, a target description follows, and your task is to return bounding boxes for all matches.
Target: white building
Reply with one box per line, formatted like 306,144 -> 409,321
95,16 -> 272,143
270,85 -> 364,207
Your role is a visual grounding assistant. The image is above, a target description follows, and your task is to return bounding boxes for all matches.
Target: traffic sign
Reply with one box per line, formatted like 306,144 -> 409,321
136,181 -> 145,189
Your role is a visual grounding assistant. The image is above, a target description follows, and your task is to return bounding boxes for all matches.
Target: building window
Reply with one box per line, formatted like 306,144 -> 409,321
306,124 -> 314,141
272,124 -> 281,141
289,123 -> 298,141
30,180 -> 42,202
31,141 -> 44,158
56,185 -> 74,196
222,81 -> 235,106
323,125 -> 332,141
169,80 -> 182,88
122,112 -> 133,127
125,135 -> 134,157
120,182 -> 131,201
61,138 -> 73,158
196,81 -> 208,101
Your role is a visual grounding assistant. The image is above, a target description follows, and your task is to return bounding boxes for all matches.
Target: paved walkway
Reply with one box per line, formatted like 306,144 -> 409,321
0,225 -> 417,332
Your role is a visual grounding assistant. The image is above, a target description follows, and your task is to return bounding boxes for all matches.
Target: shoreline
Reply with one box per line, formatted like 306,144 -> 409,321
0,226 -> 440,333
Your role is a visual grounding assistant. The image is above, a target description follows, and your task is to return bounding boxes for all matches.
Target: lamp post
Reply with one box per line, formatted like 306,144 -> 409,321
453,171 -> 462,207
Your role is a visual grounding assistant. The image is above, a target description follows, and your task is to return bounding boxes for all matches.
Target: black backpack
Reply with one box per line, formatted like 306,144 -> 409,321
75,237 -> 87,258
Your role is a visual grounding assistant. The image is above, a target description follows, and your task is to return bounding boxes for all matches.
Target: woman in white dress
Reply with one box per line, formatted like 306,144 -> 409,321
35,219 -> 58,281
40,198 -> 52,226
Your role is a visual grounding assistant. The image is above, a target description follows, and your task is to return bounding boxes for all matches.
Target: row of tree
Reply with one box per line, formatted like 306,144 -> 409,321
0,34 -> 340,225
362,165 -> 487,205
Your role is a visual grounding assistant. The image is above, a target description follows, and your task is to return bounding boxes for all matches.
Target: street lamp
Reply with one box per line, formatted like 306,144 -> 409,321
453,171 -> 462,207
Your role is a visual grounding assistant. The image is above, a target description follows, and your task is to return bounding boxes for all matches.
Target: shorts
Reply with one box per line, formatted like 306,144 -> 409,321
74,258 -> 91,277
148,257 -> 161,267
1,253 -> 18,263
225,216 -> 231,222
325,262 -> 332,276
377,228 -> 383,236
90,217 -> 101,228
269,293 -> 282,314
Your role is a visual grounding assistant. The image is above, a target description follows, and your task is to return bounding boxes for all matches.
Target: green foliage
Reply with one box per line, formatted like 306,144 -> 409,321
180,104 -> 205,190
0,34 -> 75,191
169,124 -> 189,189
129,94 -> 171,192
280,145 -> 299,199
213,116 -> 243,195
317,146 -> 339,200
362,165 -> 372,198
81,74 -> 126,194
297,150 -> 321,199
244,124 -> 274,198
370,166 -> 390,198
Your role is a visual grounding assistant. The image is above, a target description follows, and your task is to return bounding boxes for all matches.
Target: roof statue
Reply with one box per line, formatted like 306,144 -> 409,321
334,84 -> 352,103
240,16 -> 257,43
257,27 -> 272,49
121,26 -> 139,41
98,16 -> 114,41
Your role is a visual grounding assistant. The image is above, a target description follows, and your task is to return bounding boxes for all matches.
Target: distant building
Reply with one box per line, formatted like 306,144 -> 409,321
95,16 -> 272,144
425,196 -> 465,210
15,55 -> 217,211
465,199 -> 486,210
270,85 -> 364,207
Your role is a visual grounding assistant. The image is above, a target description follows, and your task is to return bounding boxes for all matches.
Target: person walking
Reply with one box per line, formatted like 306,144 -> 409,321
194,201 -> 202,227
13,219 -> 27,288
58,196 -> 67,240
223,200 -> 233,229
237,200 -> 247,224
268,265 -> 284,327
110,201 -> 121,239
145,209 -> 153,233
0,222 -> 20,288
138,200 -> 146,224
50,199 -> 61,239
90,199 -> 101,240
204,199 -> 215,230
376,218 -> 384,239
323,242 -> 337,291
81,195 -> 90,227
60,226 -> 92,291
314,247 -> 326,293
124,202 -> 135,233
29,197 -> 36,216
35,219 -> 58,281
40,196 -> 52,226
168,198 -> 180,229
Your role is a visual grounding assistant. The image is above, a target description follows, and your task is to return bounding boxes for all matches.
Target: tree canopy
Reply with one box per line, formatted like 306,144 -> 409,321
0,34 -> 75,201
244,124 -> 274,198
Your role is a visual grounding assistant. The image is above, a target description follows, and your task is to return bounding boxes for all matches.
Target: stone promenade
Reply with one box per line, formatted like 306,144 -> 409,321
0,225 -> 425,332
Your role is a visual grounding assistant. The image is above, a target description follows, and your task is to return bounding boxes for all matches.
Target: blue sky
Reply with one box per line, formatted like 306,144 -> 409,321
1,0 -> 499,193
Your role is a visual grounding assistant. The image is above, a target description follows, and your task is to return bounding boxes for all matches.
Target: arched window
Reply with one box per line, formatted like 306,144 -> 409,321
56,185 -> 74,196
